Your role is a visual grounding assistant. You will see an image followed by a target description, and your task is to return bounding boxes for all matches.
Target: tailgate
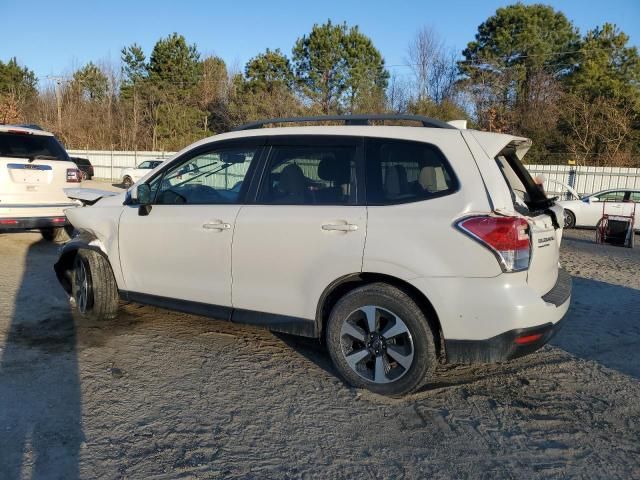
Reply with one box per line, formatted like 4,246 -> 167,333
478,134 -> 564,296
1,158 -> 76,205
527,208 -> 561,295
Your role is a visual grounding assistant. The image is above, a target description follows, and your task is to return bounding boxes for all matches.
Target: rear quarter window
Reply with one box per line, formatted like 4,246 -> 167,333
364,137 -> 458,205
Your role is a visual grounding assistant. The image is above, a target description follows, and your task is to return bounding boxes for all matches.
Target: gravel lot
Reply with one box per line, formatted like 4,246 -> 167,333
0,223 -> 639,479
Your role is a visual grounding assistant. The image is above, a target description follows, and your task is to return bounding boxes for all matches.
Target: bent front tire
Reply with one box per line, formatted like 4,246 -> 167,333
326,283 -> 437,397
72,250 -> 119,321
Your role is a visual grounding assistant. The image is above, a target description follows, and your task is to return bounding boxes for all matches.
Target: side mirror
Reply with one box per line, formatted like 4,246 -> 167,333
590,196 -> 599,203
131,183 -> 151,205
130,184 -> 153,216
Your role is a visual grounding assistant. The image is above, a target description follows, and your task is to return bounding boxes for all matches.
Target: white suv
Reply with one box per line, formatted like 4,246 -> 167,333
54,115 -> 571,396
0,124 -> 81,241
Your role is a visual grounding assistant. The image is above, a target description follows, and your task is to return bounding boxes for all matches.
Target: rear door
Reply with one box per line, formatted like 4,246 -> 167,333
0,130 -> 76,207
231,136 -> 366,325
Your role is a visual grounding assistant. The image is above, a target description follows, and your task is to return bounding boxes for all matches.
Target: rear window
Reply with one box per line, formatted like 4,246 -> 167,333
0,132 -> 69,161
364,138 -> 458,205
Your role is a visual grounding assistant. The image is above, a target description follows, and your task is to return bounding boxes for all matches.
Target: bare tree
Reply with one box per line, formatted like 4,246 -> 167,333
406,27 -> 458,104
386,73 -> 409,113
562,94 -> 635,167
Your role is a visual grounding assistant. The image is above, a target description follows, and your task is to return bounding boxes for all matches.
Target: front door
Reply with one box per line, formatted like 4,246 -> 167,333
118,142 -> 261,306
232,137 -> 366,325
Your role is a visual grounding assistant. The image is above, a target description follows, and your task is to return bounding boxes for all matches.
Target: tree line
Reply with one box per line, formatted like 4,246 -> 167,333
1,4 -> 639,166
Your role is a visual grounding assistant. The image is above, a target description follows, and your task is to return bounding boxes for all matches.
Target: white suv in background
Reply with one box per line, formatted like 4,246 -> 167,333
0,124 -> 81,241
54,115 -> 571,396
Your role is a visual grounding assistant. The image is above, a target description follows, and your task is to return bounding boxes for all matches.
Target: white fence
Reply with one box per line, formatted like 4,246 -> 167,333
526,165 -> 640,198
71,150 -> 640,196
68,150 -> 176,182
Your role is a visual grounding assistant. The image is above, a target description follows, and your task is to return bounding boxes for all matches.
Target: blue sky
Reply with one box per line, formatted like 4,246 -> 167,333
2,0 -> 639,81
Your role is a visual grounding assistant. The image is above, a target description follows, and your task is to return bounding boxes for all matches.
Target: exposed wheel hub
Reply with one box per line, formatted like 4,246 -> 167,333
367,332 -> 386,356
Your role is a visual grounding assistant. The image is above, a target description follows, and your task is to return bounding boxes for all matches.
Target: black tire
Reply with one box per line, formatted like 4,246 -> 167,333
326,283 -> 436,396
563,209 -> 576,229
122,176 -> 133,188
71,249 -> 119,321
40,227 -> 69,243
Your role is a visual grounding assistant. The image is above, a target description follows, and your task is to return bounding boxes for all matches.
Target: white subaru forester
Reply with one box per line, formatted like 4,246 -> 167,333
55,115 -> 571,396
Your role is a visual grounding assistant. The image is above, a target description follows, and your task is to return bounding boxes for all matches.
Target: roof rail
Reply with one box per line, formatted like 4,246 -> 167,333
233,114 -> 456,131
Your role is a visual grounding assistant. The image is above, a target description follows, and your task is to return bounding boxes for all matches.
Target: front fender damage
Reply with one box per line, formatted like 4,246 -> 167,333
54,231 -> 108,294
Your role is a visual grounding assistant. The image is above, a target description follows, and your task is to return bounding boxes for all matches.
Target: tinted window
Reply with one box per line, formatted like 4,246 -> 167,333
0,132 -> 68,160
629,192 -> 640,202
258,145 -> 356,205
154,146 -> 258,205
365,138 -> 457,204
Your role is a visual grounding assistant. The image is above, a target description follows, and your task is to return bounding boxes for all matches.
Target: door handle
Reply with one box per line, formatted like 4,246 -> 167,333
203,221 -> 231,231
322,223 -> 358,232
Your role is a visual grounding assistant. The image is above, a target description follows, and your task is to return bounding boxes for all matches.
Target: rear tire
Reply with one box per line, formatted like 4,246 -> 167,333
40,227 -> 68,243
71,250 -> 119,321
563,209 -> 576,229
326,283 -> 436,397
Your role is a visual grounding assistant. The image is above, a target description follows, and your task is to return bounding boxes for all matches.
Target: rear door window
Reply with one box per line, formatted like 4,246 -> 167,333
257,144 -> 357,205
364,138 -> 457,205
0,132 -> 68,160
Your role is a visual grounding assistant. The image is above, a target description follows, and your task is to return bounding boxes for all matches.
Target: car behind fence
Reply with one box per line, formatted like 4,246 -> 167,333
69,150 -> 640,197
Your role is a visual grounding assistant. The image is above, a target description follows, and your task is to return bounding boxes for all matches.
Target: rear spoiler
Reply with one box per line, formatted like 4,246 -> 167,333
468,131 -> 532,161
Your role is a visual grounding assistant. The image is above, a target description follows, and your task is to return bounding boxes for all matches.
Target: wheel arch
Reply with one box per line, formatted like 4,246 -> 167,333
316,272 -> 446,361
54,231 -> 111,294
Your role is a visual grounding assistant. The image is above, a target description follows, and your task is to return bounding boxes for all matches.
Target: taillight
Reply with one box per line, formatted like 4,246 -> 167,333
66,168 -> 81,183
456,216 -> 530,272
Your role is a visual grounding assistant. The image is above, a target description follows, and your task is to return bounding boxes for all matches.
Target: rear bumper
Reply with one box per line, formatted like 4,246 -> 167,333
0,216 -> 68,231
444,269 -> 571,363
444,316 -> 566,363
408,268 -> 572,364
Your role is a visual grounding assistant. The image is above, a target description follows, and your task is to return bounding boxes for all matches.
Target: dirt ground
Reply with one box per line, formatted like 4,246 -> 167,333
0,225 -> 639,479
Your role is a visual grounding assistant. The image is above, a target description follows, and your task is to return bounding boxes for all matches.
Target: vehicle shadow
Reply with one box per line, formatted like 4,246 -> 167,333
551,276 -> 640,379
0,239 -> 83,479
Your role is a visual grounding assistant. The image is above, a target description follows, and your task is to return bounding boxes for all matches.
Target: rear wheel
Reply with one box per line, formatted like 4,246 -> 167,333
40,227 -> 68,243
563,209 -> 576,229
71,250 -> 119,320
122,176 -> 133,188
326,283 -> 436,396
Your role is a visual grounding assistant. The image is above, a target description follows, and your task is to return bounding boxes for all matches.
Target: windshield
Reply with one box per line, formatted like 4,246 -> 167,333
0,132 -> 69,161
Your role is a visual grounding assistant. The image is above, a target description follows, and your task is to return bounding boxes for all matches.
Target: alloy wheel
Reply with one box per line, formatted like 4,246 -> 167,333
74,259 -> 89,313
339,305 -> 415,384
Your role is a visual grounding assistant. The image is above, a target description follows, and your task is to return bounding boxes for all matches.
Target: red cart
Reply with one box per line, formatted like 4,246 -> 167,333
595,200 -> 636,248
